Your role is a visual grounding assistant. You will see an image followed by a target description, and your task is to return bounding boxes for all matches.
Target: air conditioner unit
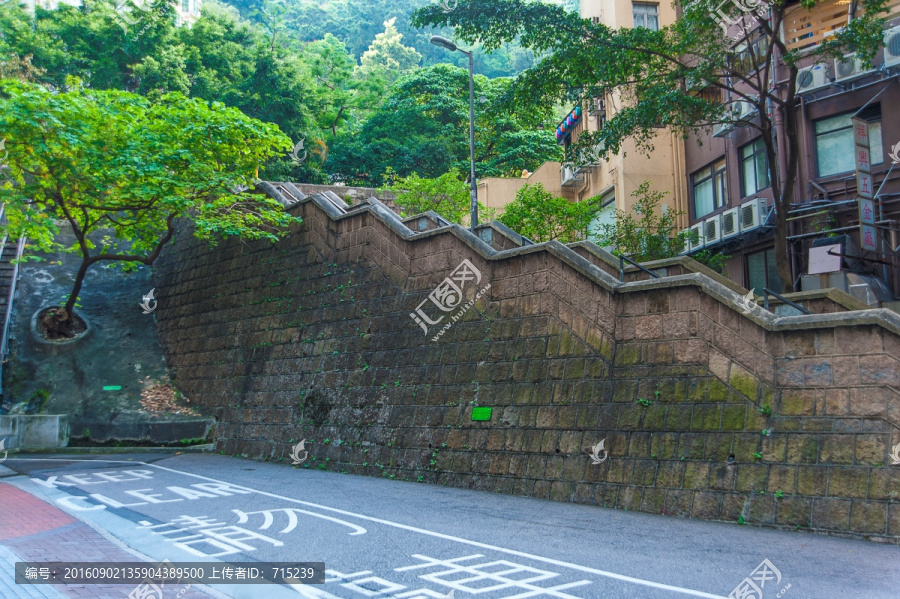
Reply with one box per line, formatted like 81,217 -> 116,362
834,53 -> 873,82
884,26 -> 900,68
721,207 -> 741,239
688,222 -> 705,251
590,16 -> 601,25
713,121 -> 735,137
795,64 -> 831,94
734,100 -> 757,122
677,228 -> 692,254
588,98 -> 605,116
704,214 -> 722,245
561,165 -> 577,186
740,198 -> 768,232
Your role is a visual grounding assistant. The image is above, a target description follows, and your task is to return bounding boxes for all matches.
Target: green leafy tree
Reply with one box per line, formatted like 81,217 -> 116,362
0,81 -> 299,336
499,183 -> 598,243
413,0 -> 891,291
327,64 -> 560,185
593,182 -> 689,262
387,170 -> 490,225
359,17 -> 421,83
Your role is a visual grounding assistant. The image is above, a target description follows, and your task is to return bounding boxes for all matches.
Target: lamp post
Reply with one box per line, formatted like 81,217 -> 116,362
430,34 -> 478,231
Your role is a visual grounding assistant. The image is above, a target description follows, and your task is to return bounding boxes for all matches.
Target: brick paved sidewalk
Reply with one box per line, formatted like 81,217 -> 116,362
0,482 -> 218,599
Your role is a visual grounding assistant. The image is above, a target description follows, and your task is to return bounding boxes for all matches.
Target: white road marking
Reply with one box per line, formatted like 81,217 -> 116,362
8,457 -> 729,598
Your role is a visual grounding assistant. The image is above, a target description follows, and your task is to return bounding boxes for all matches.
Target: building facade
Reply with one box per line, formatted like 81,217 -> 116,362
683,0 -> 900,305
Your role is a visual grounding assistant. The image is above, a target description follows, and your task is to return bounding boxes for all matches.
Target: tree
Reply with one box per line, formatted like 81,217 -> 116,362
593,182 -> 689,262
0,81 -> 299,337
327,64 -> 560,185
499,183 -> 598,243
413,0 -> 890,291
387,169 -> 491,225
359,17 -> 422,83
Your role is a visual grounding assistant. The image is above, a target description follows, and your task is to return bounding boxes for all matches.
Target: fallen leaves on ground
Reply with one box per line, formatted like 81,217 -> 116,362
140,384 -> 200,417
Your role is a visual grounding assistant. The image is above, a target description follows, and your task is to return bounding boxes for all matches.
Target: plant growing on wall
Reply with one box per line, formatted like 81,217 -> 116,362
0,80 -> 300,338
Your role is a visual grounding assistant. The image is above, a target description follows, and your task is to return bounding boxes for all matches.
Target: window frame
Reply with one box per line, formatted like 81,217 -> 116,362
739,137 -> 771,198
746,247 -> 782,294
691,158 -> 728,220
632,3 -> 659,31
814,110 -> 884,178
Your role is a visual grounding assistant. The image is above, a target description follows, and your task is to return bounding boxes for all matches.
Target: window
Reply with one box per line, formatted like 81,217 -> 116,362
740,138 -> 771,197
732,34 -> 769,76
692,159 -> 727,219
815,110 -> 884,177
633,3 -> 659,30
747,248 -> 781,294
588,189 -> 617,244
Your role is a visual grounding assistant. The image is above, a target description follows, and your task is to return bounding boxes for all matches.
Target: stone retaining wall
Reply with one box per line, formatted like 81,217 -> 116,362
153,191 -> 900,543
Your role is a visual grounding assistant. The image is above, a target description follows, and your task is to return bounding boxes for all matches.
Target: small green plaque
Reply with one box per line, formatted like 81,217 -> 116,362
102,386 -> 122,391
471,407 -> 492,421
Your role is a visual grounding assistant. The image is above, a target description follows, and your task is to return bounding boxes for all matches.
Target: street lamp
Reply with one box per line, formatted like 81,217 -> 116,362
430,34 -> 478,231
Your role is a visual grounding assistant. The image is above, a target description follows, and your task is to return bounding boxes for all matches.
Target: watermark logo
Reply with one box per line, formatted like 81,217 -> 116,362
439,0 -> 458,13
711,0 -> 769,42
891,442 -> 900,465
410,259 -> 491,341
589,439 -> 608,464
0,438 -> 7,464
114,0 -> 171,41
889,141 -> 900,165
729,559 -> 789,599
738,288 -> 758,314
140,288 -> 157,314
290,439 -> 308,465
291,139 -> 307,164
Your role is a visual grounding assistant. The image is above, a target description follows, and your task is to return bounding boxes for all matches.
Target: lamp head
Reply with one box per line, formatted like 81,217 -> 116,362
429,35 -> 458,52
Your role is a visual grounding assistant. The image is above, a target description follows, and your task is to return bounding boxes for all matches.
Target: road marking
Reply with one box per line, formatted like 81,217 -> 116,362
9,457 -> 729,598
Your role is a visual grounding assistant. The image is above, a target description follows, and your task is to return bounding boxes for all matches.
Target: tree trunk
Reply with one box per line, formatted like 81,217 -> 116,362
41,258 -> 91,339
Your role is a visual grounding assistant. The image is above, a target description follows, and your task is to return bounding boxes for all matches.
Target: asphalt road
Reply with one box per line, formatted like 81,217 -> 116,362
2,452 -> 898,599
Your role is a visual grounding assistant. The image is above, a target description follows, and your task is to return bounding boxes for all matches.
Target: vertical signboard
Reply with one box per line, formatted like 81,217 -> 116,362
852,117 -> 878,252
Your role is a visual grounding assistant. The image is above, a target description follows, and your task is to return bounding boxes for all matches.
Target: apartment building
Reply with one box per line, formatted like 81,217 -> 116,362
683,0 -> 900,305
477,0 -> 688,232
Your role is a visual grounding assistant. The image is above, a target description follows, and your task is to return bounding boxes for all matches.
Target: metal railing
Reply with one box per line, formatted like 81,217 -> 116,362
618,254 -> 662,283
0,203 -> 26,396
763,287 -> 811,315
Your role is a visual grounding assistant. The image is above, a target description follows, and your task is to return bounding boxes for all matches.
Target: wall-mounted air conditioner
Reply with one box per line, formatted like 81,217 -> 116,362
713,121 -> 734,137
884,26 -> 900,68
689,222 -> 705,251
561,165 -> 577,186
703,214 -> 722,245
834,53 -> 873,82
732,100 -> 757,123
740,197 -> 768,231
795,64 -> 831,94
678,228 -> 692,254
721,207 -> 741,239
588,98 -> 605,116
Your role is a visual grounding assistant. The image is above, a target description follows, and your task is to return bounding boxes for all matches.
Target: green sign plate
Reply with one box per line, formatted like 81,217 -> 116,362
471,407 -> 492,421
102,386 -> 122,391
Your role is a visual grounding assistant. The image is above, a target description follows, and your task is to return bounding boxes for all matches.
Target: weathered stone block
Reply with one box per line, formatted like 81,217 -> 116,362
828,467 -> 869,499
849,501 -> 887,534
691,491 -> 722,519
820,434 -> 855,464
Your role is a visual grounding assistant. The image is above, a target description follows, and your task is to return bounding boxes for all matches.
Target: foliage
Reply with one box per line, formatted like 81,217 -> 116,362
228,0 -> 539,77
499,184 -> 598,243
387,170 -> 490,226
691,249 -> 730,274
0,81 -> 298,319
412,0 -> 891,291
327,64 -> 560,186
593,182 -> 687,262
359,17 -> 422,84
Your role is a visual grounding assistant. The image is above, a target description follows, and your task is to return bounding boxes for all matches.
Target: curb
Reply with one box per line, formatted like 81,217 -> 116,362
5,443 -> 216,455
